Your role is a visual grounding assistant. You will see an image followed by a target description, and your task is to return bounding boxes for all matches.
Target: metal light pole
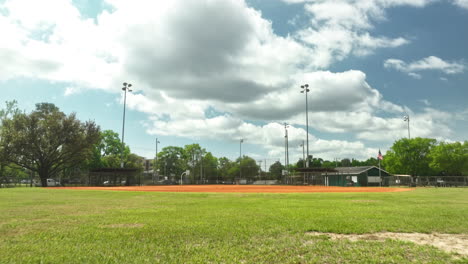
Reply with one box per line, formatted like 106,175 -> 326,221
300,141 -> 305,167
284,123 -> 289,183
120,82 -> 132,168
300,84 -> 310,167
154,138 -> 160,182
239,138 -> 243,183
199,151 -> 203,184
403,115 -> 411,139
258,160 -> 262,181
300,140 -> 305,184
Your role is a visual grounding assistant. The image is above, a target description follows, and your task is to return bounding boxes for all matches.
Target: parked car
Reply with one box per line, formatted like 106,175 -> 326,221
34,179 -> 61,187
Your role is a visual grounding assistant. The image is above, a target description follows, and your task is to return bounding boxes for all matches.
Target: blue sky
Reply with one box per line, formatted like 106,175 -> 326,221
1,0 -> 467,167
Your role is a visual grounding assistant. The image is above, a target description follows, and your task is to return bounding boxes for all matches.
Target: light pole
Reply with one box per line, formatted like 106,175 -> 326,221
198,150 -> 204,184
300,141 -> 305,167
403,115 -> 411,139
120,82 -> 132,168
300,84 -> 310,167
154,138 -> 160,183
239,138 -> 243,183
258,160 -> 263,181
284,123 -> 289,183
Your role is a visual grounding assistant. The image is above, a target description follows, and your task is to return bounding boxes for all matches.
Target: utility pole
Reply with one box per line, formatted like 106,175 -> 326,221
284,123 -> 289,184
258,160 -> 263,181
300,84 -> 310,167
120,82 -> 132,168
239,139 -> 243,184
200,152 -> 203,184
154,138 -> 160,183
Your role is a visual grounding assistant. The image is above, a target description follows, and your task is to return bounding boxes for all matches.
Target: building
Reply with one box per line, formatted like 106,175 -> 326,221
323,166 -> 391,187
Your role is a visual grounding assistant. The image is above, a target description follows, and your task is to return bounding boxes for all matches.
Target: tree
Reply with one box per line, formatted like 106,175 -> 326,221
0,103 -> 100,186
86,129 -> 137,169
296,158 -> 305,168
429,141 -> 468,176
0,101 -> 21,183
269,161 -> 284,181
100,130 -> 125,157
202,152 -> 218,182
340,158 -> 351,167
125,153 -> 145,172
322,160 -> 336,168
218,157 -> 234,182
156,146 -> 186,181
238,156 -> 260,181
183,144 -> 205,183
384,137 -> 437,179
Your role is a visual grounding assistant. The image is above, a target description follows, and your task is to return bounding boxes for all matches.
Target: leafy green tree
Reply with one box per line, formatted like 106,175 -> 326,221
340,158 -> 351,167
269,161 -> 284,181
238,156 -> 260,181
100,130 -> 125,156
0,103 -> 100,186
202,152 -> 218,182
156,146 -> 186,181
384,137 -> 437,179
87,130 -> 135,169
125,153 -> 145,172
363,157 -> 379,167
296,158 -> 305,168
311,157 -> 324,167
0,101 -> 21,183
218,157 -> 234,182
322,160 -> 336,168
429,141 -> 468,176
183,144 -> 205,183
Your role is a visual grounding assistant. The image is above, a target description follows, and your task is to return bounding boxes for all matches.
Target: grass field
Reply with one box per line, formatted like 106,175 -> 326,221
0,187 -> 467,263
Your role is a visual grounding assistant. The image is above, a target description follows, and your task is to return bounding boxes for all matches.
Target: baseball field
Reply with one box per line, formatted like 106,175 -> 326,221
1,186 -> 467,263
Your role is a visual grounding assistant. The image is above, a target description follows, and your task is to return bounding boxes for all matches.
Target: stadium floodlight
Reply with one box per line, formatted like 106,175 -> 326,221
239,138 -> 244,183
403,114 -> 410,139
154,138 -> 160,182
300,84 -> 310,167
120,82 -> 133,168
300,141 -> 305,168
284,123 -> 289,181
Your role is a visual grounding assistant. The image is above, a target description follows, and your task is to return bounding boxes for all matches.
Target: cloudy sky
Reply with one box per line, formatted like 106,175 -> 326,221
1,0 -> 467,166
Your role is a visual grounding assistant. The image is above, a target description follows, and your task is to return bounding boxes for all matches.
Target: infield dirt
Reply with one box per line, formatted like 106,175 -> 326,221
49,185 -> 414,193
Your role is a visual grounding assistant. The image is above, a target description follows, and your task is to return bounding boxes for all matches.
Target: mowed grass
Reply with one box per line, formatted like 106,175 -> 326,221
0,187 -> 467,263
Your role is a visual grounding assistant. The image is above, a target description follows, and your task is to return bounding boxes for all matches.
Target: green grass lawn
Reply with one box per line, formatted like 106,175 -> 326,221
1,187 -> 467,263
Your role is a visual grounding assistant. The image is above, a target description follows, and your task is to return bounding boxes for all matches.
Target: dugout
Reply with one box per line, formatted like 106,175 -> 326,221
321,166 -> 391,187
295,168 -> 338,185
88,168 -> 139,186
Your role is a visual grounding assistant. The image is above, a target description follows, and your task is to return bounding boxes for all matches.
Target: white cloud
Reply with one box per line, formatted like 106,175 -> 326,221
282,0 -> 433,67
384,56 -> 466,77
453,0 -> 468,9
64,87 -> 81,96
144,113 -> 378,160
0,0 -> 462,160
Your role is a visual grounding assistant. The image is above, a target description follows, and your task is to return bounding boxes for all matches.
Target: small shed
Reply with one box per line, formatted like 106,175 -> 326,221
322,166 -> 391,187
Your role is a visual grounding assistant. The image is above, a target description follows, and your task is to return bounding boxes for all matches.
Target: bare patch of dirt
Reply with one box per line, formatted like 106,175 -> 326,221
101,223 -> 145,228
307,232 -> 468,256
350,200 -> 380,203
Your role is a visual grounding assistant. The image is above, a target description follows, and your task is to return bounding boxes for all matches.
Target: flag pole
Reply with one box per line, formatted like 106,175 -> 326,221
379,158 -> 382,187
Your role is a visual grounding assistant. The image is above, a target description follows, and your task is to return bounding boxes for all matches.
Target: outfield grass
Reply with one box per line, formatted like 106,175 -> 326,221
0,187 -> 467,263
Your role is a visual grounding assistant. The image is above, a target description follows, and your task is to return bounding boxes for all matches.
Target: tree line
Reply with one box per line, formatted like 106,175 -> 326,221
1,101 -> 466,186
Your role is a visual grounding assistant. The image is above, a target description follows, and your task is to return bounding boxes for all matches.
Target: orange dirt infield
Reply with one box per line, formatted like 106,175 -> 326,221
49,185 -> 414,193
